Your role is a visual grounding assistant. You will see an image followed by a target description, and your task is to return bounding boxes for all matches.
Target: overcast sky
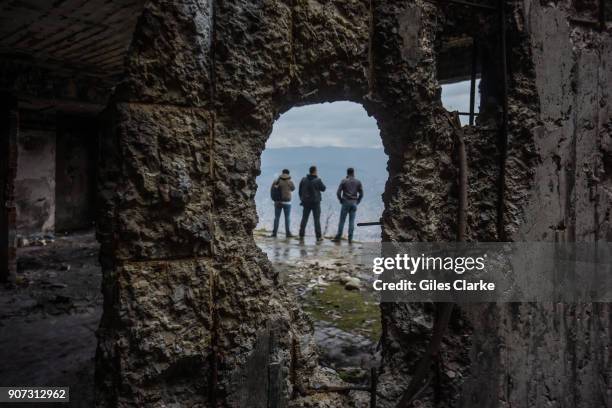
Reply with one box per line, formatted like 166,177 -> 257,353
266,80 -> 480,149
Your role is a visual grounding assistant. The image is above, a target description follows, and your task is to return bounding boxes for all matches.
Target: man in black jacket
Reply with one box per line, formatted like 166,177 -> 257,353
298,166 -> 326,241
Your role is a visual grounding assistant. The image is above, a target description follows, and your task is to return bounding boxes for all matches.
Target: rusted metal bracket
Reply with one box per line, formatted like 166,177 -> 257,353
358,220 -> 382,227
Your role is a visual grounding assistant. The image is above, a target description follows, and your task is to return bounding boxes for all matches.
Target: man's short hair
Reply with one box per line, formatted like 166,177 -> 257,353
282,169 -> 290,174
309,166 -> 317,174
347,167 -> 355,176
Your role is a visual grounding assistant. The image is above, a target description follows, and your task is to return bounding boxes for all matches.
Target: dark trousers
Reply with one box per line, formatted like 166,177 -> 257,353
273,203 -> 291,235
299,203 -> 321,238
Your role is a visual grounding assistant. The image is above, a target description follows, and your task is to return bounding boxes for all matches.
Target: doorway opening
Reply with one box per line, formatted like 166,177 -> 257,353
255,101 -> 387,385
251,79 -> 480,391
0,108 -> 101,406
257,101 -> 386,242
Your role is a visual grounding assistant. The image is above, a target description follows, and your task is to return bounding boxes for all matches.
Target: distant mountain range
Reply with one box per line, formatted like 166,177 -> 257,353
255,147 -> 387,241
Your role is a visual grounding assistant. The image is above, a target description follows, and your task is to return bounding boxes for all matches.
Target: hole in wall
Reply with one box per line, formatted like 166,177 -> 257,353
441,79 -> 481,126
255,101 -> 387,383
256,102 -> 387,242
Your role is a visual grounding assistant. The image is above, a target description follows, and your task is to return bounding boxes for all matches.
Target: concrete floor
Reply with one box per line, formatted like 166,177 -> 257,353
0,231 -> 101,407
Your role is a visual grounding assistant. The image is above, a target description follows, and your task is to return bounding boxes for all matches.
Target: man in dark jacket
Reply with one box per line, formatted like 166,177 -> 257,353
298,166 -> 326,241
270,169 -> 295,237
332,167 -> 363,244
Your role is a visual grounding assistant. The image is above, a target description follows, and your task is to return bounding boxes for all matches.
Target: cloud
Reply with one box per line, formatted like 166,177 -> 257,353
265,80 -> 480,149
266,102 -> 382,149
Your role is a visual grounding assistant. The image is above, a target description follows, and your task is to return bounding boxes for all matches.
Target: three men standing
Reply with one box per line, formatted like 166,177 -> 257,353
270,166 -> 362,244
298,166 -> 326,241
270,169 -> 295,237
332,168 -> 363,244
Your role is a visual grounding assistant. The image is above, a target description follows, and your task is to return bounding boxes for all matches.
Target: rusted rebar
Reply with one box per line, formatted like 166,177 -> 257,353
367,0 -> 375,96
395,112 -> 467,408
370,367 -> 378,408
208,1 -> 219,404
290,336 -> 299,399
496,0 -> 508,242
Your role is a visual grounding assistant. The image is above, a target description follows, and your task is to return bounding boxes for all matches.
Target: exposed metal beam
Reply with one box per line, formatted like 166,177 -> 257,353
357,221 -> 382,226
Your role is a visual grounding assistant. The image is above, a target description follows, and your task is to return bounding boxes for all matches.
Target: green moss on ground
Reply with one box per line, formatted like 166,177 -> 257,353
303,282 -> 381,341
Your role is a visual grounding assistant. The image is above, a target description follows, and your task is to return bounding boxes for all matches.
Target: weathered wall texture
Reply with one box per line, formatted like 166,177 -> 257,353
95,0 -> 460,406
458,1 -> 612,408
95,0 -> 611,407
15,126 -> 56,236
55,116 -> 98,232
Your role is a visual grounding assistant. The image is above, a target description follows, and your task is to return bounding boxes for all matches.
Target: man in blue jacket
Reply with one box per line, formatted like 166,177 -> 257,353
298,166 -> 326,242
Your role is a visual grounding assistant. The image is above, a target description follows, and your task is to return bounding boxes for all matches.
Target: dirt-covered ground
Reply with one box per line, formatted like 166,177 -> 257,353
0,230 -> 381,406
0,231 -> 101,407
255,230 -> 382,385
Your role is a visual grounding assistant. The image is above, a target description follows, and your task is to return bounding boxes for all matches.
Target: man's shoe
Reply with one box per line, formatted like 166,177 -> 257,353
286,233 -> 294,238
331,236 -> 341,243
316,237 -> 324,243
270,233 -> 277,238
348,238 -> 353,245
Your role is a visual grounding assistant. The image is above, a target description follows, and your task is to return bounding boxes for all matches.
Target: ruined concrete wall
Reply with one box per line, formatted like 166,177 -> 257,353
520,0 -> 611,243
95,0 -> 460,406
95,1 -> 307,406
15,122 -> 56,236
458,1 -> 612,407
501,1 -> 611,406
95,0 -> 611,407
55,115 -> 97,232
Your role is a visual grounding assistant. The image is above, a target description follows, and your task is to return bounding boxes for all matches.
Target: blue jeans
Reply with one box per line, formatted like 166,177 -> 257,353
273,203 -> 291,235
336,201 -> 358,240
